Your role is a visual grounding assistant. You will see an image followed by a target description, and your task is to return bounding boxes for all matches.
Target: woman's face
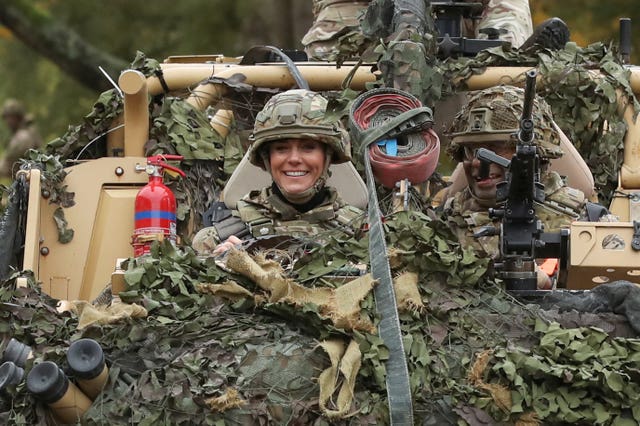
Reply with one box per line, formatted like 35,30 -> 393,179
269,138 -> 326,195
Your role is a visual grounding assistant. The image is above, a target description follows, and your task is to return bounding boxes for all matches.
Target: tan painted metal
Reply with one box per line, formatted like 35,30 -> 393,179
568,221 -> 640,289
119,70 -> 149,157
32,158 -> 148,300
210,109 -> 234,138
163,55 -> 229,64
106,115 -> 125,157
618,91 -> 640,189
20,62 -> 640,299
18,169 -> 42,289
147,64 -> 218,94
607,190 -> 640,222
148,64 -> 376,104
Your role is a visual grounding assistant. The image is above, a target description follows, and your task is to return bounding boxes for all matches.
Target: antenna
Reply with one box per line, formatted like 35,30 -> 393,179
98,66 -> 124,98
620,18 -> 632,65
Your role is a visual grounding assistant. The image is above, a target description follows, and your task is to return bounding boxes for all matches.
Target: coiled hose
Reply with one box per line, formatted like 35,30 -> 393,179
350,88 -> 440,188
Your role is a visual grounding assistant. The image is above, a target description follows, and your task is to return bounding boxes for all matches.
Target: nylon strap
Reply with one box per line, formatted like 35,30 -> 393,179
357,107 -> 432,425
153,69 -> 171,93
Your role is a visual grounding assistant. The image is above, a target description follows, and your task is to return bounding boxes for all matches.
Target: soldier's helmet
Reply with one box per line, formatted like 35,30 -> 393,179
447,85 -> 563,162
1,99 -> 26,118
249,89 -> 351,170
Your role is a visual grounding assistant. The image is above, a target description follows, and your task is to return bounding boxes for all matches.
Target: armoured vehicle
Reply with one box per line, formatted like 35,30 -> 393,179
1,2 -> 640,425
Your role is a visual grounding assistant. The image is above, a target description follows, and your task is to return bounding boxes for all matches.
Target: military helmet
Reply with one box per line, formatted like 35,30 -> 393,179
2,99 -> 25,118
249,89 -> 351,169
447,85 -> 563,161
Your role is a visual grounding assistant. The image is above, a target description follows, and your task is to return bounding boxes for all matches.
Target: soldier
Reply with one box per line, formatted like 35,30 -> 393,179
1,99 -> 43,179
466,0 -> 534,47
472,1 -> 570,50
442,86 -> 590,288
302,0 -> 568,62
302,0 -> 372,62
192,89 -> 364,256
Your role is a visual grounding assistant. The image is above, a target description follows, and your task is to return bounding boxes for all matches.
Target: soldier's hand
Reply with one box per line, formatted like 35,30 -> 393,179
536,265 -> 552,290
212,235 -> 243,256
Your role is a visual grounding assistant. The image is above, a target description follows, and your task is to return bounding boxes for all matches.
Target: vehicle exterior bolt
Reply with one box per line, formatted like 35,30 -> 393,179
40,247 -> 50,256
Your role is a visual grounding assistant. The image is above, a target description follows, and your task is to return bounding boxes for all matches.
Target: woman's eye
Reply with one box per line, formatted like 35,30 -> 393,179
301,142 -> 319,151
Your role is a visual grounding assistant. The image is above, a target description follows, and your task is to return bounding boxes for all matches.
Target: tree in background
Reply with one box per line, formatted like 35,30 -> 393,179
0,0 -> 312,142
532,0 -> 640,53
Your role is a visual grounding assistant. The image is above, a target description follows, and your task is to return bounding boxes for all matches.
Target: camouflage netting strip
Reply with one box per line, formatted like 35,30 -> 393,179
317,339 -> 362,418
67,298 -> 148,330
224,249 -> 377,333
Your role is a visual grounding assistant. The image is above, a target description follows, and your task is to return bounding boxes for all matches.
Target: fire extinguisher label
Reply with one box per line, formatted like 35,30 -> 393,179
133,210 -> 178,256
134,211 -> 177,221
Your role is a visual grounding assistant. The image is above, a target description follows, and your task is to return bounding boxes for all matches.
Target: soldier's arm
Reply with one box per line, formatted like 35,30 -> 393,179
192,217 -> 249,256
211,235 -> 243,256
476,0 -> 533,47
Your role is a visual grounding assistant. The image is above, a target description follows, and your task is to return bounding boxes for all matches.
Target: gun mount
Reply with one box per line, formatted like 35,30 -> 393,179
432,1 -> 505,57
477,70 -> 570,291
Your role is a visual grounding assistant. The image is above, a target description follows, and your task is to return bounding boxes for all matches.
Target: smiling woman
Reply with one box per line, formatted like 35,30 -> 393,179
192,89 -> 365,256
268,139 -> 327,199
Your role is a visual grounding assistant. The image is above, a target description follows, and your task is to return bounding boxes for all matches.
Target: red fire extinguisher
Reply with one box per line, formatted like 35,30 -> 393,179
132,154 -> 186,257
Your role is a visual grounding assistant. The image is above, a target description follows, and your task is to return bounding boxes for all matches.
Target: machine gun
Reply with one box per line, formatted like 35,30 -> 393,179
476,69 -> 569,291
431,1 -> 506,57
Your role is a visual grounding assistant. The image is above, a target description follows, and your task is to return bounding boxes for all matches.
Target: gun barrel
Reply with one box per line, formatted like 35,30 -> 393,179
521,69 -> 537,120
518,69 -> 537,143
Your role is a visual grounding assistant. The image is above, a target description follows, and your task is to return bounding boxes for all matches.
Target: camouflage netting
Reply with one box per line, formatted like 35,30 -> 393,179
2,211 -> 640,425
16,52 -> 245,242
13,39 -> 637,241
439,41 -> 639,206
327,14 -> 637,205
1,32 -> 640,425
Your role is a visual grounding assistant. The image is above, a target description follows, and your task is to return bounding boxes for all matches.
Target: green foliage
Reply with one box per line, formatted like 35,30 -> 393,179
121,240 -> 228,312
484,320 -> 640,424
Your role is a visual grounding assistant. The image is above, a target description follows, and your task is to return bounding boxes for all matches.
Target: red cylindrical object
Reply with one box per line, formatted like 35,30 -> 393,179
133,174 -> 177,256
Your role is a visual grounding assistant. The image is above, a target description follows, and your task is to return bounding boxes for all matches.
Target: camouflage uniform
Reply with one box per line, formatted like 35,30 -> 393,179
192,186 -> 363,255
192,89 -> 362,255
302,0 -> 533,61
302,0 -> 372,61
1,99 -> 42,179
443,85 -> 586,258
463,0 -> 533,47
444,174 -> 586,257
